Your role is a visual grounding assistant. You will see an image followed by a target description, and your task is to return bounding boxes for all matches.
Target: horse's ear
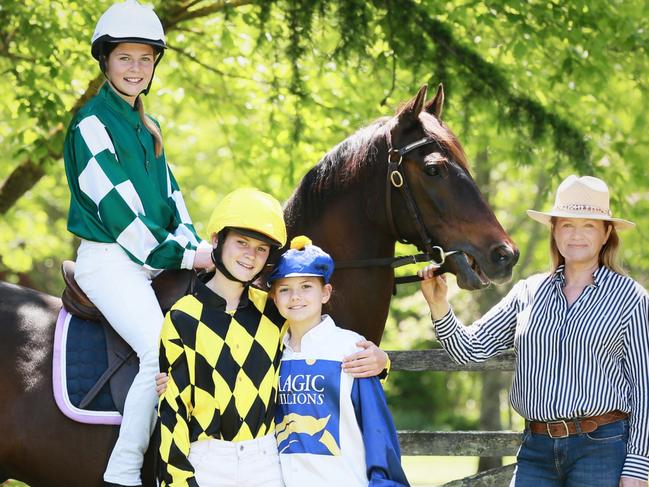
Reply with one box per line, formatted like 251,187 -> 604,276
396,84 -> 428,124
425,83 -> 444,119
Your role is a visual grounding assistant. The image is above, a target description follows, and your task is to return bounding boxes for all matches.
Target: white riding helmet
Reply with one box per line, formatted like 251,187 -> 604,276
91,0 -> 166,59
91,0 -> 166,95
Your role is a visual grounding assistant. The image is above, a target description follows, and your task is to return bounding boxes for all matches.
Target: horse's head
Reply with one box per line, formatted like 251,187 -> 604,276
385,85 -> 519,289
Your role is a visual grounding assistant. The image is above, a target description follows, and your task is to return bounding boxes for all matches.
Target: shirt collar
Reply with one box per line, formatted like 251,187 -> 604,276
282,314 -> 336,351
99,82 -> 141,126
592,265 -> 610,286
192,273 -> 251,311
552,264 -> 609,287
552,265 -> 566,284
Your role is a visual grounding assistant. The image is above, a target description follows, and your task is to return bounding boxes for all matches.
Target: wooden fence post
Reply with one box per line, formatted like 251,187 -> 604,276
388,349 -> 520,486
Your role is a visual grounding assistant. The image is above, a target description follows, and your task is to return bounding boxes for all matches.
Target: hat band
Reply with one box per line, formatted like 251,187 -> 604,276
557,203 -> 611,216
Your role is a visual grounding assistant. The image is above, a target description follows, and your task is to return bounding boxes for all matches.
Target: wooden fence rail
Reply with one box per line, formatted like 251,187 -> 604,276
398,431 -> 522,457
388,349 -> 520,486
388,349 -> 515,372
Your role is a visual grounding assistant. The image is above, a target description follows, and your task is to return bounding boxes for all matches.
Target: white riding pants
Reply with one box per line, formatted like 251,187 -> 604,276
188,433 -> 284,487
74,240 -> 163,486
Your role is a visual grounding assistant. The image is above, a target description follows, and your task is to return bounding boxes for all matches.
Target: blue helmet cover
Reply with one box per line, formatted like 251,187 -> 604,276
268,236 -> 334,284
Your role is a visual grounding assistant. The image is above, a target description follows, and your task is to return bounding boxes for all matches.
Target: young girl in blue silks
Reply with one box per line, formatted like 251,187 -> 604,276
267,236 -> 409,487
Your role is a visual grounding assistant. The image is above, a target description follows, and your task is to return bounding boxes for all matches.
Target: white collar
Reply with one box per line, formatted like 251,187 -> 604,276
282,314 -> 336,352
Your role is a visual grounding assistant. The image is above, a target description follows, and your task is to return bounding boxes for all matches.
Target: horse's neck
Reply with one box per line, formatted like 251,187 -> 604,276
287,195 -> 395,344
289,193 -> 395,258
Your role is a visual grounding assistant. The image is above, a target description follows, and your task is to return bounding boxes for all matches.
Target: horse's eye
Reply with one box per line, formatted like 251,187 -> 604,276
424,162 -> 441,177
424,152 -> 446,177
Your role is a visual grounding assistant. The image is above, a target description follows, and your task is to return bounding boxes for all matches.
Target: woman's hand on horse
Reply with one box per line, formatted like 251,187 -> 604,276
620,477 -> 647,487
155,372 -> 169,396
342,341 -> 389,378
193,244 -> 215,270
418,263 -> 451,320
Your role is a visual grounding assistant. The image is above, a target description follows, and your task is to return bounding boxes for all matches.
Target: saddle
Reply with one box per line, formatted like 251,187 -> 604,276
59,261 -> 195,417
61,260 -> 194,322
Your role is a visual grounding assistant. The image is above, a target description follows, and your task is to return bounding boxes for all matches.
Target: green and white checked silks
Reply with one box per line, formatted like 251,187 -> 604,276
65,83 -> 205,271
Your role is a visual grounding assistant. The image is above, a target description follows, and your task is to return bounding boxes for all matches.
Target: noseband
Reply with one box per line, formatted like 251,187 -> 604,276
333,133 -> 459,289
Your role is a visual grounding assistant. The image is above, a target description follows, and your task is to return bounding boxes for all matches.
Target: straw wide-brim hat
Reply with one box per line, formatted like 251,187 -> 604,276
527,175 -> 635,230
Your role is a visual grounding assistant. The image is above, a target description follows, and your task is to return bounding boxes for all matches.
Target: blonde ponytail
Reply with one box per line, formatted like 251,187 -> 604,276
136,96 -> 164,158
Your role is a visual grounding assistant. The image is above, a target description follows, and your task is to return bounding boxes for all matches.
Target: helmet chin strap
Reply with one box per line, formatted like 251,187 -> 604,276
143,51 -> 163,95
210,229 -> 279,287
99,47 -> 162,101
98,55 -> 130,99
211,246 -> 250,285
105,79 -> 142,102
211,233 -> 263,286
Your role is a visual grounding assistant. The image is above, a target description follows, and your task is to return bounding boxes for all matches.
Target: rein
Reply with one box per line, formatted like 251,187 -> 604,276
334,133 -> 460,290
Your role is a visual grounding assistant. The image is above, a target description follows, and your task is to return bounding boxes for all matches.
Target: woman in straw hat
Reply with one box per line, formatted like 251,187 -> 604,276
418,175 -> 648,486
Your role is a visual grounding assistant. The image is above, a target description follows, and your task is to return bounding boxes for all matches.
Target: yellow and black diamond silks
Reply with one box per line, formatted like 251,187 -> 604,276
158,279 -> 287,485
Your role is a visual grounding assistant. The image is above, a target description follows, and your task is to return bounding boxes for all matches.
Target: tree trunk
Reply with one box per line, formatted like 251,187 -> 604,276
478,370 -> 504,471
472,148 -> 506,472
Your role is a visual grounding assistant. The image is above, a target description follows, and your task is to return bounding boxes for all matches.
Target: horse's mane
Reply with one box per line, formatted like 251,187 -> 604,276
285,112 -> 469,226
284,117 -> 389,226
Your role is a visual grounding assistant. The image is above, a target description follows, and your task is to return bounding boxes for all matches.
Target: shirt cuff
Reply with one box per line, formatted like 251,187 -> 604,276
622,453 -> 649,481
433,309 -> 458,340
180,248 -> 196,270
197,239 -> 212,251
378,356 -> 391,383
181,240 -> 211,270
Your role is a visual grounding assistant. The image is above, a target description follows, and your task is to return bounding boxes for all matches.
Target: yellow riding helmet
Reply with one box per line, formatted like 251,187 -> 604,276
207,188 -> 287,247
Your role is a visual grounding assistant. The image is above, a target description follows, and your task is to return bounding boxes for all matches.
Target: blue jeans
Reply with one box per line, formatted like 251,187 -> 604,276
511,419 -> 628,487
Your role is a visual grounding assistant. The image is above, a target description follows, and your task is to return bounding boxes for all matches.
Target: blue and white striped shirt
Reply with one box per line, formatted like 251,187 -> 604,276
434,265 -> 649,480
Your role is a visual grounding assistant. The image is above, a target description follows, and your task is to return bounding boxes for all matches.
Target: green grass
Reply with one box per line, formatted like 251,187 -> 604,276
403,456 -> 479,486
403,456 -> 517,486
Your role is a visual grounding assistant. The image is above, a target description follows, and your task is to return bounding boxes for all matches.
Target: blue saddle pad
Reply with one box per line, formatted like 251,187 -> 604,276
65,314 -> 116,411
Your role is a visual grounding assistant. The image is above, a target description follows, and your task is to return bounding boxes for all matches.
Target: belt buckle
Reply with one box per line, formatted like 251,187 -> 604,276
546,420 -> 570,438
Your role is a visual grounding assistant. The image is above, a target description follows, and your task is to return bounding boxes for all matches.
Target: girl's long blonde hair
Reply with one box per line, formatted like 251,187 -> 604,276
136,95 -> 164,158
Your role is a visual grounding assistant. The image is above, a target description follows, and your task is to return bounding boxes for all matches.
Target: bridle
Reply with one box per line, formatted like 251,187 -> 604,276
334,132 -> 459,288
385,134 -> 439,255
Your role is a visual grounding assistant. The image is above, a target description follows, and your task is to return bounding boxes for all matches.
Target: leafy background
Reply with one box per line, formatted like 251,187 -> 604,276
1,1 -> 648,485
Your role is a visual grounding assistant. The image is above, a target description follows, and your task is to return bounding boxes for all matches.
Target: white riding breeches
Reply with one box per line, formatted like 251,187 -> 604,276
74,240 -> 163,486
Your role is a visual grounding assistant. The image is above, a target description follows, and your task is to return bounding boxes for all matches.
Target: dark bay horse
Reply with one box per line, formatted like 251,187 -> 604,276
0,85 -> 518,486
285,84 -> 518,343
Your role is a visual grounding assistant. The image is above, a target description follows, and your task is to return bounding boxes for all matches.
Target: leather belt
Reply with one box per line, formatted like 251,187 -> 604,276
526,410 -> 627,439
